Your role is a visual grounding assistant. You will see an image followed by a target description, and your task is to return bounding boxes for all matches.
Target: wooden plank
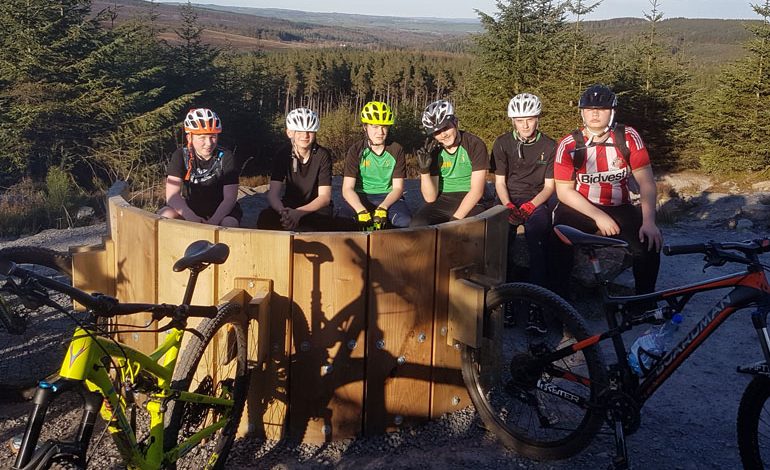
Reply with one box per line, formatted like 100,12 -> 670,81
289,232 -> 368,443
157,219 -> 218,363
365,227 -> 436,434
447,269 -> 485,349
431,218 -> 486,418
481,206 -> 509,284
217,228 -> 292,440
114,205 -> 160,354
71,242 -> 115,310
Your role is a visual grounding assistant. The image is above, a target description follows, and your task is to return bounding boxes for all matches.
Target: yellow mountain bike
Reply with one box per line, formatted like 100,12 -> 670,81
1,240 -> 249,470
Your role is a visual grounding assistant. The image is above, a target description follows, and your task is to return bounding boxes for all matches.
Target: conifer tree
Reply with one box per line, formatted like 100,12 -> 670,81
610,0 -> 692,170
461,0 -> 584,143
695,0 -> 770,172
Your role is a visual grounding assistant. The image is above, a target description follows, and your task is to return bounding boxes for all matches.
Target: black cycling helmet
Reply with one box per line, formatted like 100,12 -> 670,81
578,84 -> 617,109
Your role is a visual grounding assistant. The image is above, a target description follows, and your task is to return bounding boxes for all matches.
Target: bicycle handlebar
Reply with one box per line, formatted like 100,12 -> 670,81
0,260 -> 218,320
664,238 -> 770,257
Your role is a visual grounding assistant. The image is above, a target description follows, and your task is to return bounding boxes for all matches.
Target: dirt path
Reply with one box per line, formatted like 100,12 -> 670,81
0,218 -> 767,469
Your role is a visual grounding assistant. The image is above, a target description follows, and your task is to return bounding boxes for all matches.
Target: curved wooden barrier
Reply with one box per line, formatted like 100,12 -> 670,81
71,186 -> 508,443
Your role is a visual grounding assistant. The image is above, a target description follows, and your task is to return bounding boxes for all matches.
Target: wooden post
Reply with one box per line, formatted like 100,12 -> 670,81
113,203 -> 161,353
430,218 -> 485,418
289,233 -> 368,443
217,228 -> 291,440
365,227 -> 437,434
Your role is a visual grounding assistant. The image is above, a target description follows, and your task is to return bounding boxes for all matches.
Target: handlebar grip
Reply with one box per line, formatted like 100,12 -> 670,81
186,305 -> 219,318
663,243 -> 707,256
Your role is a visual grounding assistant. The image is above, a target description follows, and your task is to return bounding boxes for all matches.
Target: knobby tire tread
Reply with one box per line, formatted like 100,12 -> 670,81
164,302 -> 249,470
737,375 -> 770,469
461,282 -> 607,460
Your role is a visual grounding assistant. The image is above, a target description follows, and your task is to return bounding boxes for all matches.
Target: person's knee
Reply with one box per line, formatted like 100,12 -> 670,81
157,206 -> 180,219
221,216 -> 239,228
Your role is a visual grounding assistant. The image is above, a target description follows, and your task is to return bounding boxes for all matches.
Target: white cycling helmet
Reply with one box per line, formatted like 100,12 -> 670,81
422,99 -> 455,134
286,107 -> 320,132
507,93 -> 542,118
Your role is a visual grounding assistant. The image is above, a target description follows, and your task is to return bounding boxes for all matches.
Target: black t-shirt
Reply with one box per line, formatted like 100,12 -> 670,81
167,147 -> 239,218
492,132 -> 556,200
270,143 -> 333,212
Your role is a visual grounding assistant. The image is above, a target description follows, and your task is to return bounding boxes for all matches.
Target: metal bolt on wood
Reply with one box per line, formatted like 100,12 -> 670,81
417,332 -> 426,343
376,339 -> 386,350
347,339 -> 357,350
440,326 -> 447,337
397,356 -> 406,365
451,396 -> 461,406
394,415 -> 404,426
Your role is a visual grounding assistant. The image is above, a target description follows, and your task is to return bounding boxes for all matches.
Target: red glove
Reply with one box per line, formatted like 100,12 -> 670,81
506,202 -> 523,225
518,201 -> 536,221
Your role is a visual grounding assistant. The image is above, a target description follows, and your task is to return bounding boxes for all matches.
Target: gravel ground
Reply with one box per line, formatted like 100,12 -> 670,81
1,188 -> 770,469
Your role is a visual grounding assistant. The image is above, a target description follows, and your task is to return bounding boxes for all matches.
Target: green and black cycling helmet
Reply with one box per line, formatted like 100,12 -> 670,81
361,101 -> 394,125
421,99 -> 455,134
578,84 -> 617,109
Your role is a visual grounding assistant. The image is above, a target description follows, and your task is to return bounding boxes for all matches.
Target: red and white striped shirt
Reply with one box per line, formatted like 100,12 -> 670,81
554,125 -> 650,206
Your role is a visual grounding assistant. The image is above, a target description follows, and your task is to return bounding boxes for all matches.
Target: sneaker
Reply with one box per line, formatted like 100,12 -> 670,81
526,306 -> 547,334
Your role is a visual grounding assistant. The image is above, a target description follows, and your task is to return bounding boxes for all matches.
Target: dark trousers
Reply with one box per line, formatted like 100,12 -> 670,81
256,207 -> 339,232
550,202 -> 660,297
507,196 -> 555,287
337,193 -> 412,228
409,192 -> 484,227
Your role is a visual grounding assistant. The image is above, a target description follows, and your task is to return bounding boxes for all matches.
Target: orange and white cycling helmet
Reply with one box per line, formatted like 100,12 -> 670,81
184,108 -> 222,134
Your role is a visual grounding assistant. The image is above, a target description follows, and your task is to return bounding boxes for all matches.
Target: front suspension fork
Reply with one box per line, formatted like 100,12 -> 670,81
13,378 -> 102,469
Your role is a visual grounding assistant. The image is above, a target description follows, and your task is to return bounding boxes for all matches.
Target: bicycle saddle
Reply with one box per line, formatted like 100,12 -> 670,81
553,224 -> 629,248
173,240 -> 230,272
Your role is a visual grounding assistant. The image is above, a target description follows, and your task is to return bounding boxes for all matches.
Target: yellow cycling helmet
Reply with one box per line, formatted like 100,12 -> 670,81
360,101 -> 394,125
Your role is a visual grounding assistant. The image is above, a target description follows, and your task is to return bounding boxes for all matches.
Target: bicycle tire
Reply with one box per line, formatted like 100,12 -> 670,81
461,282 -> 607,460
48,457 -> 85,469
737,375 -> 770,469
164,302 -> 249,470
0,246 -> 83,397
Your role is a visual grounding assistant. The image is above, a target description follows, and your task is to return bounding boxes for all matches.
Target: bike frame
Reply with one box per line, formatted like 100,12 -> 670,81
14,321 -> 235,470
540,266 -> 770,407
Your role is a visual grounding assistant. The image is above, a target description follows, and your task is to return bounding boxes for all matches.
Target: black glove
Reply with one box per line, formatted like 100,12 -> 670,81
415,138 -> 438,174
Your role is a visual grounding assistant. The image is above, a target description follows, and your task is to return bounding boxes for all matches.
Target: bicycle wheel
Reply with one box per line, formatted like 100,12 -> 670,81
737,375 -> 770,468
164,302 -> 249,470
461,282 -> 607,460
0,246 -> 85,397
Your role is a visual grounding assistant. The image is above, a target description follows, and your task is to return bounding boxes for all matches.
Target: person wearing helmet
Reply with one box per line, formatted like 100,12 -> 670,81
551,84 -> 662,299
410,99 -> 489,226
339,101 -> 412,228
492,93 -> 557,289
257,107 -> 336,231
158,108 -> 241,227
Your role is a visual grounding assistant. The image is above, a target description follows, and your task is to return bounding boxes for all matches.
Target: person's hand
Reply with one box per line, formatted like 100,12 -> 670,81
281,208 -> 303,230
415,137 -> 438,174
518,201 -> 536,222
594,212 -> 620,236
639,221 -> 663,252
372,206 -> 388,226
506,202 -> 523,225
356,209 -> 372,228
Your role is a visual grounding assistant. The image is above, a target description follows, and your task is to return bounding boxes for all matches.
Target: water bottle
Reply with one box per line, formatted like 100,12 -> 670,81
627,314 -> 683,376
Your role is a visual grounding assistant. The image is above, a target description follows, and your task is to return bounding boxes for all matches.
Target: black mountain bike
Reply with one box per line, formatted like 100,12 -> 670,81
461,224 -> 770,469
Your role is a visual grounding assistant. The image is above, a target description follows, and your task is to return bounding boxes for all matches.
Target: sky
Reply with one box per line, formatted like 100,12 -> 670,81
165,0 -> 760,20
